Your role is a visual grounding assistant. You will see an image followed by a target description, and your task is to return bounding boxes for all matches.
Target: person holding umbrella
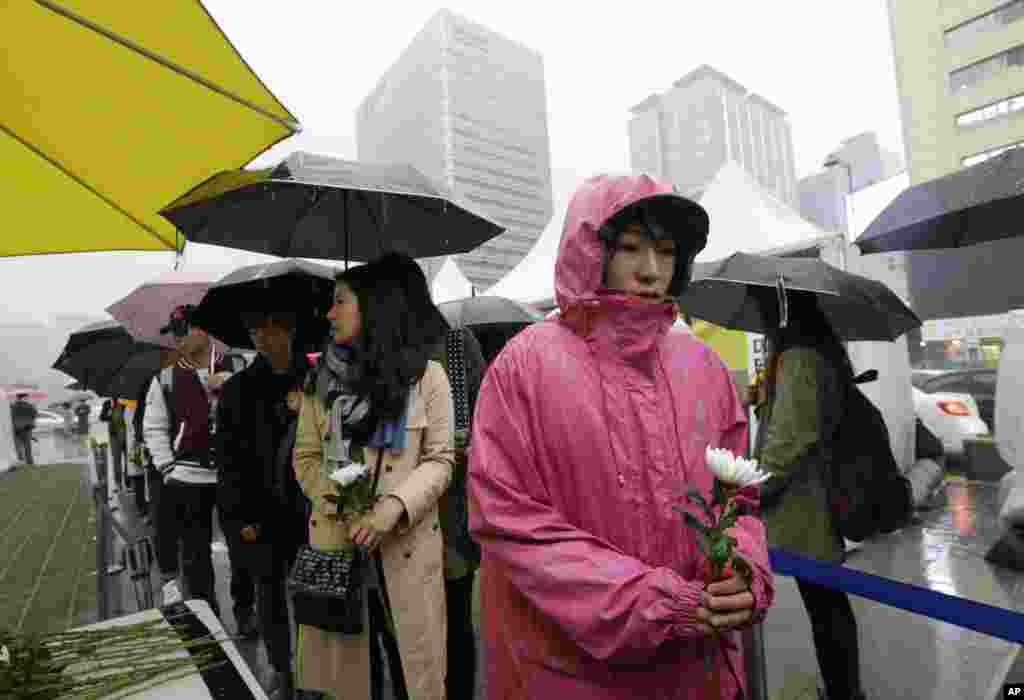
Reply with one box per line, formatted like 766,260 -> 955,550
292,251 -> 454,700
752,294 -> 867,700
468,174 -> 773,700
216,307 -> 316,700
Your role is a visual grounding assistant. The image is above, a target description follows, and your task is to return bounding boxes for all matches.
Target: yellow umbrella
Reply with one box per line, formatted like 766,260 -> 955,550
1,0 -> 299,257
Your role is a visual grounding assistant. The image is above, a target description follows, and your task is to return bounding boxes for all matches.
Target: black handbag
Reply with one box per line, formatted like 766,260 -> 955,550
287,451 -> 384,635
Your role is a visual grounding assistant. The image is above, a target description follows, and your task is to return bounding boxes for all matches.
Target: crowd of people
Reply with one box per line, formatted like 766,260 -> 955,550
17,173 -> 880,700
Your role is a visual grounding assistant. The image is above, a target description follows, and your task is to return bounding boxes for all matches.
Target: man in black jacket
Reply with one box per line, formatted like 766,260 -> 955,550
217,310 -> 311,700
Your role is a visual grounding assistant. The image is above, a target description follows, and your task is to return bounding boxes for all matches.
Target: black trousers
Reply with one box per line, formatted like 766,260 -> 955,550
445,572 -> 477,700
796,578 -> 862,700
14,430 -> 33,465
157,479 -> 220,617
217,516 -> 257,616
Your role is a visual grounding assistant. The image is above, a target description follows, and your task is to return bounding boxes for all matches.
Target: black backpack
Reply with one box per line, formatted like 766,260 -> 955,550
825,369 -> 913,542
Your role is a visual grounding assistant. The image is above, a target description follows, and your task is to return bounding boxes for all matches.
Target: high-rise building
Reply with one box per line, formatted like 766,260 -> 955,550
356,9 -> 554,291
799,131 -> 905,234
887,1 -> 1024,353
888,0 -> 1024,183
628,64 -> 799,208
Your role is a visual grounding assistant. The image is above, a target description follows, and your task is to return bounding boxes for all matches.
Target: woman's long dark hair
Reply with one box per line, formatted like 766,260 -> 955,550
765,292 -> 853,389
336,252 -> 449,422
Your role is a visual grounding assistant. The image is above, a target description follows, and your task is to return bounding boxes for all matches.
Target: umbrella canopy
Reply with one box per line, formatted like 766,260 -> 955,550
106,270 -> 217,346
437,297 -> 543,329
193,258 -> 336,351
2,1 -> 299,257
52,321 -> 174,398
161,151 -> 505,261
681,252 -> 921,341
0,385 -> 48,402
856,147 -> 1024,254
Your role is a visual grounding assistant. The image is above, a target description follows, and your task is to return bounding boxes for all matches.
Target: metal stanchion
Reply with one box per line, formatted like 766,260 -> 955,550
743,402 -> 769,700
92,442 -> 110,620
743,623 -> 769,700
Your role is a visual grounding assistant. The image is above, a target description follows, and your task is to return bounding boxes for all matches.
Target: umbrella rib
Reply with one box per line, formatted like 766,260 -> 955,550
0,121 -> 182,253
691,276 -> 843,296
34,0 -> 301,133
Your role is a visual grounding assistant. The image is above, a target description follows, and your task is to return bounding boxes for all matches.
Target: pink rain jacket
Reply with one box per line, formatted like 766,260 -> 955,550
468,174 -> 774,700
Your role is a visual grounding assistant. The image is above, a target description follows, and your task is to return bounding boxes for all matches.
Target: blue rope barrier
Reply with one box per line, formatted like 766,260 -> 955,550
769,548 -> 1024,644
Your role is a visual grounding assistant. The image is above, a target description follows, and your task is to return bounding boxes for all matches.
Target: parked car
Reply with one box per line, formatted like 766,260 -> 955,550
912,385 -> 989,459
913,369 -> 997,433
33,410 -> 66,433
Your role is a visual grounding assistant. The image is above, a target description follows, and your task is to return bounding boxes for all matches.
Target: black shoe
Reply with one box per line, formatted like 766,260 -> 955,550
235,608 -> 259,638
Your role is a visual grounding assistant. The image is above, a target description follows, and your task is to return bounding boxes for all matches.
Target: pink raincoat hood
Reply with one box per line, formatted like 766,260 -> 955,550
469,174 -> 773,700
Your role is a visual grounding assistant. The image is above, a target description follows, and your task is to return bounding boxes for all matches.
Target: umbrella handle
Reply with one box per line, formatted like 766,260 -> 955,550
770,274 -> 786,327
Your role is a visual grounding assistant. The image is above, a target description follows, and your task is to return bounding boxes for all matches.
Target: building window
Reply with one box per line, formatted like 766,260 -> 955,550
962,139 -> 1024,166
945,1 -> 1024,49
956,92 -> 1024,126
949,43 -> 1024,92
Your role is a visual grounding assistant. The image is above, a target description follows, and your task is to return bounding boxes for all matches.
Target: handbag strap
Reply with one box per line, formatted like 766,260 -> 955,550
369,448 -> 385,498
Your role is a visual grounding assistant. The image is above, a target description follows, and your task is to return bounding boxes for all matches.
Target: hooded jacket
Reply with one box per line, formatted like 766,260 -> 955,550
468,174 -> 774,700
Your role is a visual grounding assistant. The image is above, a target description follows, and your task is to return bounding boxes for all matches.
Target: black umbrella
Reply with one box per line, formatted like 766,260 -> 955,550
438,297 -> 544,365
681,253 -> 921,341
192,258 -> 336,351
161,151 -> 506,262
53,321 -> 175,398
856,147 -> 1024,254
437,297 -> 544,329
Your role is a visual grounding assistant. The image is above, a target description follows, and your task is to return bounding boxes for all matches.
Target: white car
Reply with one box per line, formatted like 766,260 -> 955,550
912,385 -> 990,458
33,410 -> 65,433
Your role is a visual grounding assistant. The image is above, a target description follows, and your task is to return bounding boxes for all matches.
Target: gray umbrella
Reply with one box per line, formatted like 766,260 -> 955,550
856,147 -> 1024,254
681,252 -> 921,341
161,151 -> 505,262
437,297 -> 544,329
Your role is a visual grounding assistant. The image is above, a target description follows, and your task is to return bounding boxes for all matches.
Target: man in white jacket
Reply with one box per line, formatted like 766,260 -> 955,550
144,305 -> 235,618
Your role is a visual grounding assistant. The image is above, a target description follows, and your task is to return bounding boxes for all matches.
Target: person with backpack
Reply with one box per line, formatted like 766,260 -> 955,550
431,325 -> 486,700
143,304 -> 242,619
753,294 -> 867,700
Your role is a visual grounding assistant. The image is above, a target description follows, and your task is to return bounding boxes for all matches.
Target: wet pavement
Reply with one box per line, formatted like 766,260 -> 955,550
764,478 -> 1024,700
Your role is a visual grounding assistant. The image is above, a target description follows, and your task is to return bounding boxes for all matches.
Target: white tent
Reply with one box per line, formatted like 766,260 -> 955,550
486,161 -> 828,307
0,392 -> 18,473
484,211 -> 563,306
431,256 -> 474,304
695,161 -> 828,263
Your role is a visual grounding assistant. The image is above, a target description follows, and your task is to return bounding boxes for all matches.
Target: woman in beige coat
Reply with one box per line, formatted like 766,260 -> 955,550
293,252 -> 455,699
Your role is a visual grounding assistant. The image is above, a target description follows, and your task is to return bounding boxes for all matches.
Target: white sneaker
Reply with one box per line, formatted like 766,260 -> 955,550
161,578 -> 183,606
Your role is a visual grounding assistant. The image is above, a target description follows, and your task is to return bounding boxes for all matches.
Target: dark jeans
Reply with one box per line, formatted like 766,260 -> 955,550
445,572 -> 477,700
130,474 -> 147,515
109,432 -> 126,488
796,578 -> 862,700
157,479 -> 219,617
14,430 -> 33,465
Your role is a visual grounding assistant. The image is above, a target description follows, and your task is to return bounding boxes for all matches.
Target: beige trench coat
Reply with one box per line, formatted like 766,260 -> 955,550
292,360 -> 455,699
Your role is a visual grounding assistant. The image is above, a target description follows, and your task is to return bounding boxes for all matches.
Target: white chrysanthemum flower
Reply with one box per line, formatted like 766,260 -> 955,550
705,446 -> 772,488
329,463 -> 369,488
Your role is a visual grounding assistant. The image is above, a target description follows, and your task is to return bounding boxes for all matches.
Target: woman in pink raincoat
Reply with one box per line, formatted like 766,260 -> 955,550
468,174 -> 775,700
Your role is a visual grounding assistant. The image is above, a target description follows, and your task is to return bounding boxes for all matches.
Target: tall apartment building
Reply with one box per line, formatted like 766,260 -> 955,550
356,9 -> 554,291
888,0 -> 1024,183
887,0 -> 1024,354
628,64 -> 799,208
